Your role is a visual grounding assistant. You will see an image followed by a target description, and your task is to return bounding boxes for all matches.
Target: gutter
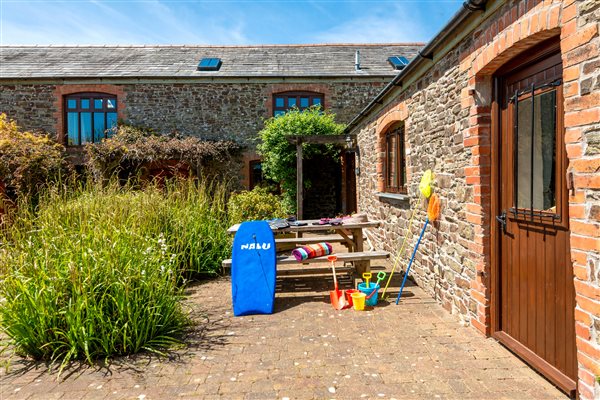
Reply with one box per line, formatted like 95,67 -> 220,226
344,0 -> 494,133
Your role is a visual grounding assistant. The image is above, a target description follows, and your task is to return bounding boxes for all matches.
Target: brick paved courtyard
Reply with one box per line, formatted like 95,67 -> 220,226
1,268 -> 567,400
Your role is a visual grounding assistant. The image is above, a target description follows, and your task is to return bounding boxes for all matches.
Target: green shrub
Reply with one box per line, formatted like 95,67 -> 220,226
257,106 -> 346,212
227,186 -> 289,225
0,113 -> 71,200
0,178 -> 231,368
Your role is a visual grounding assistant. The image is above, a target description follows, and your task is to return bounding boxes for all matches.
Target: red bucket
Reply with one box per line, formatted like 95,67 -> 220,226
345,289 -> 359,306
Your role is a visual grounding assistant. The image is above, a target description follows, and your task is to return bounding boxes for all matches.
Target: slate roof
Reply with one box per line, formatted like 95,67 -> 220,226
0,44 -> 423,79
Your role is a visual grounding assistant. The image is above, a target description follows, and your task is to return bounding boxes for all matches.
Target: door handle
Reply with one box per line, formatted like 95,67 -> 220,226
496,211 -> 507,235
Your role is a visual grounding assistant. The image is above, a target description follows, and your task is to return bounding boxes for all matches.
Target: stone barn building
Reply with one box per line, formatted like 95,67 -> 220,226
1,0 -> 599,398
346,0 -> 599,398
0,43 -> 421,217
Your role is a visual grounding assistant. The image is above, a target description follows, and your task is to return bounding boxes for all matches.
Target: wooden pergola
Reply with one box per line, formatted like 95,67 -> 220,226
286,134 -> 357,219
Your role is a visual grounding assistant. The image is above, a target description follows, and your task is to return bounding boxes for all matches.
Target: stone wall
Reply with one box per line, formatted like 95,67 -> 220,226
0,84 -> 57,136
355,42 -> 475,324
0,80 -> 386,144
351,1 -> 599,398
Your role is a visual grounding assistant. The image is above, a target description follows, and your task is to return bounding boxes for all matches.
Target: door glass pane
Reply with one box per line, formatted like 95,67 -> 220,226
67,99 -> 77,109
81,112 -> 92,144
81,99 -> 90,109
516,90 -> 556,211
94,99 -> 103,109
94,113 -> 105,142
387,135 -> 397,188
312,98 -> 321,106
300,97 -> 309,108
67,112 -> 79,145
288,97 -> 296,107
106,98 -> 116,109
275,97 -> 284,108
274,110 -> 285,117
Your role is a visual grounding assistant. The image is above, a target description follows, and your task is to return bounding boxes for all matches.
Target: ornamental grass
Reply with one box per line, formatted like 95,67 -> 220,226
0,178 -> 230,370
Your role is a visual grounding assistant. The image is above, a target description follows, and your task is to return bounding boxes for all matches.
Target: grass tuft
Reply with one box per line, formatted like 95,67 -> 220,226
0,178 -> 230,369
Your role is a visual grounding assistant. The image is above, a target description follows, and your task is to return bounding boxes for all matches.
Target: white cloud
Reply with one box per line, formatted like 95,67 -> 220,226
315,4 -> 430,43
0,0 -> 251,45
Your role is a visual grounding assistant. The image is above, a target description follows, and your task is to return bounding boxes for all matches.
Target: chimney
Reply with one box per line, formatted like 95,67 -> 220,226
355,50 -> 361,71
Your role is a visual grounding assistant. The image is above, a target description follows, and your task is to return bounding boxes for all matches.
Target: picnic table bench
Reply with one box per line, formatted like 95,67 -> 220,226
223,220 -> 390,282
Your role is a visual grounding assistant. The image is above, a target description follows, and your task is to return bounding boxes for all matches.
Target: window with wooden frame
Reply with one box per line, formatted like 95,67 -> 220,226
273,91 -> 324,117
384,122 -> 407,193
65,93 -> 118,146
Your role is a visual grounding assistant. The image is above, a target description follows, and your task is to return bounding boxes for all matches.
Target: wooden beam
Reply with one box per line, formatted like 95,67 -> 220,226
296,140 -> 303,220
286,134 -> 356,145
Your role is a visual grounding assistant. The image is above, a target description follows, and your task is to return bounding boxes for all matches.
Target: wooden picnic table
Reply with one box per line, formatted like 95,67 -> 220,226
226,219 -> 385,278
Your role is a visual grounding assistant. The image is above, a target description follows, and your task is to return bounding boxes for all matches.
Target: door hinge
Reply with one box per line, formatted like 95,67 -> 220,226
566,170 -> 575,196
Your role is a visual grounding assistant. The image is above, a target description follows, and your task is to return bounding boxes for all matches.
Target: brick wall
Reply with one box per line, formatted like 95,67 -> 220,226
351,0 -> 599,397
560,1 -> 600,398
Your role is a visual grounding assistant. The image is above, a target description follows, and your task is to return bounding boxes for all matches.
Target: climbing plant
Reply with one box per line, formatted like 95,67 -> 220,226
257,107 -> 346,212
85,124 -> 243,183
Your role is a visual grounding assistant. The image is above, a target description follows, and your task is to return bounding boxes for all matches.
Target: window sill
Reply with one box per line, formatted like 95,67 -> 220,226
376,192 -> 410,204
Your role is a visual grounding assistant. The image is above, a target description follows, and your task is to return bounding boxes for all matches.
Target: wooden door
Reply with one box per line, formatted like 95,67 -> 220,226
493,42 -> 577,396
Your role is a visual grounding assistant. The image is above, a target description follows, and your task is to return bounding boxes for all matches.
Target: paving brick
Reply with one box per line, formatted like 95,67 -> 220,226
0,277 -> 568,399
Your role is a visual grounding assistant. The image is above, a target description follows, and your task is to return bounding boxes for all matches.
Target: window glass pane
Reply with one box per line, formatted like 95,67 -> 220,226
288,97 -> 296,107
274,110 -> 285,117
81,99 -> 90,109
67,112 -> 79,145
275,97 -> 284,108
106,98 -> 116,109
400,134 -> 406,186
312,98 -> 321,105
516,90 -> 556,211
387,135 -> 397,188
94,99 -> 103,109
81,112 -> 92,144
250,161 -> 263,189
300,97 -> 309,108
67,99 -> 77,109
94,113 -> 105,142
106,112 -> 118,137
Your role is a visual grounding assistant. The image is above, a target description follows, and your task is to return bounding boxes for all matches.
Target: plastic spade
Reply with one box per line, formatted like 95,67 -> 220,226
328,255 -> 348,310
396,194 -> 441,304
362,272 -> 372,289
366,271 -> 386,300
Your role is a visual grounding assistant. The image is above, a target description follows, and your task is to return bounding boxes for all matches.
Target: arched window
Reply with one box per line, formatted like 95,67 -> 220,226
273,91 -> 323,117
65,93 -> 118,146
384,122 -> 406,193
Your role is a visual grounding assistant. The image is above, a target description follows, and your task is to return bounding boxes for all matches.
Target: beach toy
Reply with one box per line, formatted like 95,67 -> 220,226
396,194 -> 442,304
358,282 -> 380,306
366,271 -> 386,301
328,255 -> 348,310
419,169 -> 434,199
362,272 -> 372,289
231,221 -> 276,316
351,292 -> 366,311
345,289 -> 359,306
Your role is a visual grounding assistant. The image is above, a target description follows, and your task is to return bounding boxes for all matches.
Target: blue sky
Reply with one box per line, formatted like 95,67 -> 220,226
1,0 -> 463,45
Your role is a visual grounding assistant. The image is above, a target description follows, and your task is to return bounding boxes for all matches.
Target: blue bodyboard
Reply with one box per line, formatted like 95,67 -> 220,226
231,221 -> 277,316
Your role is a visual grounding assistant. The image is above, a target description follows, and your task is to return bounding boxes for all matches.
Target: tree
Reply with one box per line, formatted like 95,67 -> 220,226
257,107 -> 346,212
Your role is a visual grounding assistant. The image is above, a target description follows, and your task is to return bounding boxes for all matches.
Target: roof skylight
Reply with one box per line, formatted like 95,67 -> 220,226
197,58 -> 222,71
388,56 -> 410,70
